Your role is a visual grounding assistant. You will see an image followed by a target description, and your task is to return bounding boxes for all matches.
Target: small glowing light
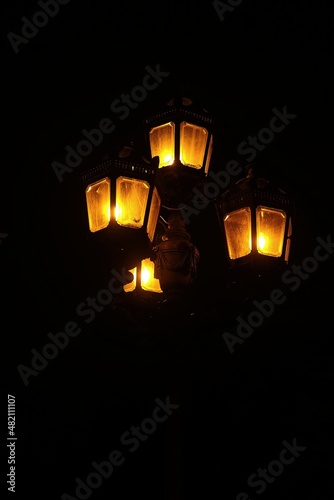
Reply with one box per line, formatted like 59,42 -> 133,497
162,154 -> 173,165
141,267 -> 151,285
123,261 -> 162,294
141,258 -> 162,293
258,233 -> 267,251
115,204 -> 121,220
123,268 -> 137,293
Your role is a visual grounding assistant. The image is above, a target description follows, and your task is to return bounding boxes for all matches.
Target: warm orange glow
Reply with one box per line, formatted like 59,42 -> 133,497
284,217 -> 292,262
204,134 -> 213,175
114,203 -> 121,221
180,121 -> 208,169
123,260 -> 162,294
224,207 -> 252,259
149,122 -> 175,168
140,258 -> 162,293
257,234 -> 267,251
123,268 -> 137,293
115,176 -> 150,228
147,187 -> 161,242
85,177 -> 111,232
256,206 -> 286,257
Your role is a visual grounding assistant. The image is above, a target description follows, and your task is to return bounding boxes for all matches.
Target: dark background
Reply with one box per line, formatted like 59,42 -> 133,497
1,1 -> 334,499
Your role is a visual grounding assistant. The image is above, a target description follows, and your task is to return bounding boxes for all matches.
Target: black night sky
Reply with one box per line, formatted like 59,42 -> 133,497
1,1 -> 334,499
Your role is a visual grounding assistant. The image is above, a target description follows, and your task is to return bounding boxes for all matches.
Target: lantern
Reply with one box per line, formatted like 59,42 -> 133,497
144,96 -> 214,207
123,258 -> 163,294
81,146 -> 161,263
215,167 -> 294,283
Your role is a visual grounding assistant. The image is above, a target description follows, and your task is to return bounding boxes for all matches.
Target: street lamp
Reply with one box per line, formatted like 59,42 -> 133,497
80,145 -> 161,266
215,167 -> 294,288
143,96 -> 214,208
123,257 -> 163,294
74,97 -> 298,500
137,95 -> 214,298
77,95 -> 295,301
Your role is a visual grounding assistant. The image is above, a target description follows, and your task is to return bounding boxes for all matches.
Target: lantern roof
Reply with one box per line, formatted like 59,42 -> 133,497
144,95 -> 213,130
79,144 -> 159,185
216,166 -> 294,214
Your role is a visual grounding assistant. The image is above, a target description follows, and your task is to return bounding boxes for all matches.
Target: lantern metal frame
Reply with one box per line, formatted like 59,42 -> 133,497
123,256 -> 163,296
80,150 -> 161,267
143,96 -> 214,207
215,168 -> 294,283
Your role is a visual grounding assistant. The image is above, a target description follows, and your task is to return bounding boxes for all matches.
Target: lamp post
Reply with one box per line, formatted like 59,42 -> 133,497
151,210 -> 200,301
77,99 -> 296,304
138,95 -> 214,298
122,209 -> 200,303
142,96 -> 215,498
75,93 -> 297,500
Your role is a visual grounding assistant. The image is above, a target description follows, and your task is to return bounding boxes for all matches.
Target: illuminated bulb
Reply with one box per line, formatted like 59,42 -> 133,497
141,258 -> 162,293
162,153 -> 173,165
258,234 -> 267,251
141,267 -> 150,285
115,204 -> 121,220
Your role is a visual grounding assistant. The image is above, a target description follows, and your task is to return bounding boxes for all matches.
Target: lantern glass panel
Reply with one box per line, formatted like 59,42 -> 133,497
115,176 -> 149,229
147,187 -> 161,242
284,217 -> 292,262
256,206 -> 286,257
224,207 -> 252,259
204,134 -> 213,175
85,177 -> 111,233
123,267 -> 137,293
149,122 -> 175,167
180,121 -> 208,169
141,258 -> 162,293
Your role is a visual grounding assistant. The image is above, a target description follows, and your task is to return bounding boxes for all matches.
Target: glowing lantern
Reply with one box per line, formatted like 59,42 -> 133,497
144,96 -> 214,207
215,168 -> 294,278
81,147 -> 161,256
123,258 -> 162,294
